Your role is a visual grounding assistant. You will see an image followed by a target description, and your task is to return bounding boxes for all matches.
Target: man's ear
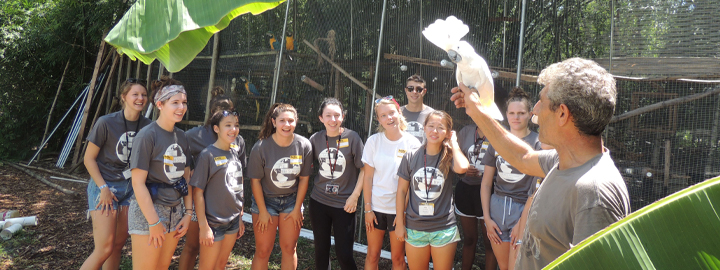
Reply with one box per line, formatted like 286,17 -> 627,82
557,104 -> 570,126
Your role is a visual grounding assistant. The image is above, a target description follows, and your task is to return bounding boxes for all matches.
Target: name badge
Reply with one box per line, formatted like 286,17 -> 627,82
397,149 -> 406,158
290,155 -> 303,165
337,138 -> 349,148
419,202 -> 434,216
214,156 -> 228,166
123,169 -> 132,180
325,184 -> 339,194
230,143 -> 240,151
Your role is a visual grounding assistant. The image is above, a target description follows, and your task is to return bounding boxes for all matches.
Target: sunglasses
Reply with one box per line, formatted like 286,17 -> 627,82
375,95 -> 395,104
405,86 -> 425,93
127,78 -> 147,85
221,110 -> 238,117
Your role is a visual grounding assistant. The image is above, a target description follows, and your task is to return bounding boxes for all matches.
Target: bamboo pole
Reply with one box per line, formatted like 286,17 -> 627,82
71,36 -> 107,166
86,54 -> 120,147
303,39 -> 381,99
610,86 -> 720,123
664,140 -> 671,187
41,58 -> 72,146
15,163 -> 85,180
9,164 -> 78,195
205,33 -> 220,123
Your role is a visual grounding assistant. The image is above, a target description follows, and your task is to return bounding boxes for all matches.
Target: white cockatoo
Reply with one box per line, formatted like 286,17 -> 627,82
422,16 -> 504,120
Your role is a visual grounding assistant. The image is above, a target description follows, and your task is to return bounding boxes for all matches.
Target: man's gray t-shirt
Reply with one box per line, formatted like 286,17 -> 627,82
309,129 -> 365,209
397,145 -> 456,232
400,105 -> 434,143
515,150 -> 631,270
185,125 -> 246,170
247,135 -> 313,197
457,124 -> 489,185
130,122 -> 190,207
483,132 -> 541,203
190,144 -> 245,227
86,111 -> 152,182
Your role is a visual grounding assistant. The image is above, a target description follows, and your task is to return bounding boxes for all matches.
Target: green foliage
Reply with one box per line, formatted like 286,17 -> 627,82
0,0 -> 129,160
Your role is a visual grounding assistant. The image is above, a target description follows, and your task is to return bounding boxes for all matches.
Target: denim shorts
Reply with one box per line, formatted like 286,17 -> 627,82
490,194 -> 525,242
406,226 -> 461,248
87,179 -> 133,212
250,193 -> 303,216
128,199 -> 184,235
211,215 -> 241,241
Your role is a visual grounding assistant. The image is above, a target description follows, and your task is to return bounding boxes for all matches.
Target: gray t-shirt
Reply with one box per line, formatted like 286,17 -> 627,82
86,111 -> 152,182
309,129 -> 365,209
515,149 -> 631,270
185,125 -> 246,170
457,124 -> 489,185
247,134 -> 313,197
130,122 -> 191,207
400,105 -> 434,143
190,144 -> 245,227
483,132 -> 542,203
398,145 -> 456,232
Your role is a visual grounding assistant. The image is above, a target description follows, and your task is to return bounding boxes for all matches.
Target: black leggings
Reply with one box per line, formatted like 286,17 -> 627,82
309,198 -> 358,270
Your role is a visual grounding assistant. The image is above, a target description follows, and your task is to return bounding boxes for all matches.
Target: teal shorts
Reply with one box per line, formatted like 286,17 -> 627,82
406,226 -> 461,248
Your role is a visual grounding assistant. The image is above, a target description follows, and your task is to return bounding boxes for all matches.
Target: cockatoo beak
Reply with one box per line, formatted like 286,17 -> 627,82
448,50 -> 462,63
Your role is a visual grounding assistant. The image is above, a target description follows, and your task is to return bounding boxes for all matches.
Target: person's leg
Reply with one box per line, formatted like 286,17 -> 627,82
429,242 -> 458,270
80,210 -> 118,270
405,243 -> 431,270
214,231 -> 239,270
178,220 -> 200,270
103,206 -> 129,270
198,237 -> 223,270
155,231 -> 181,270
480,220 -> 497,270
388,233 -> 407,270
130,234 -> 163,270
508,241 -> 520,270
309,199 -> 333,270
251,214 -> 279,270
277,212 -> 301,270
491,241 -> 511,270
459,216 -> 478,270
332,208 -> 358,270
364,228 -> 386,270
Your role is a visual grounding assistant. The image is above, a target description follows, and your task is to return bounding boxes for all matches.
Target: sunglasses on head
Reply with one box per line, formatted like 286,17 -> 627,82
375,95 -> 395,104
405,86 -> 425,93
222,110 -> 238,117
127,78 -> 147,85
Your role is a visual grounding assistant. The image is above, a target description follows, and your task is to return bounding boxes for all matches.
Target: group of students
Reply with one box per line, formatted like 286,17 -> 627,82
79,74 -> 542,270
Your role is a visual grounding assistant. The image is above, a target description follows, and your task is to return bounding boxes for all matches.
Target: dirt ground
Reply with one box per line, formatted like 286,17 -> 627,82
0,161 -> 398,269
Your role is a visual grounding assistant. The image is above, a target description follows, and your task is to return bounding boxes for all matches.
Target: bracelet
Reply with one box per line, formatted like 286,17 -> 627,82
363,210 -> 373,213
364,202 -> 371,205
148,219 -> 162,227
184,212 -> 192,217
98,184 -> 108,190
184,209 -> 193,213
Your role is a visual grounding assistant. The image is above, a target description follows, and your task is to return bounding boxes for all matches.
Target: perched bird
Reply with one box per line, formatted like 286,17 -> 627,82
285,31 -> 295,51
240,76 -> 261,121
266,31 -> 280,51
422,16 -> 503,120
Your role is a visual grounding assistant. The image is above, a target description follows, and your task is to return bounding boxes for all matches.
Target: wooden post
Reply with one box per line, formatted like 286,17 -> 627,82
71,36 -> 107,166
135,60 -> 141,79
41,58 -> 71,146
663,139 -> 671,187
205,33 -> 220,123
334,69 -> 342,99
303,39 -> 381,99
111,55 -> 125,113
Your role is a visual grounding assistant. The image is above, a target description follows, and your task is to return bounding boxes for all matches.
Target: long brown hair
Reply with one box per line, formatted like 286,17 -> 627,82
205,86 -> 234,126
149,76 -> 183,104
258,103 -> 298,140
423,110 -> 454,177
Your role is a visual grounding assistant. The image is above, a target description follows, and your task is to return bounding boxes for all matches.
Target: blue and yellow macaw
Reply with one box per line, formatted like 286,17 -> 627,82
266,31 -> 280,51
240,76 -> 261,121
285,31 -> 294,51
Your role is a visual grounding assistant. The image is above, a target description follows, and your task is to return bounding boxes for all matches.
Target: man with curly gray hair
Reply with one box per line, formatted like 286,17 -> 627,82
451,58 -> 630,270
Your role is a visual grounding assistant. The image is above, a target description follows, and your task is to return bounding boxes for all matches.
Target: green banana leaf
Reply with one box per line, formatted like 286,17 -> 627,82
105,0 -> 285,72
545,176 -> 720,270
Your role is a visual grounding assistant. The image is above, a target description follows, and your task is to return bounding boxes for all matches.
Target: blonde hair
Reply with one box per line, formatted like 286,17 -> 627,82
374,99 -> 407,133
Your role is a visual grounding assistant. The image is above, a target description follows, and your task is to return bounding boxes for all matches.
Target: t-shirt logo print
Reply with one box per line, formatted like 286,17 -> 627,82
226,160 -> 243,194
318,148 -> 346,179
271,157 -> 301,188
116,131 -> 138,162
412,167 -> 445,201
407,121 -> 425,142
467,144 -> 487,173
163,143 -> 186,182
497,156 -> 525,183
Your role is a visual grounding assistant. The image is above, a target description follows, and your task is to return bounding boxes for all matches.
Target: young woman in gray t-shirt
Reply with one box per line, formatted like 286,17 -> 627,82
80,79 -> 151,270
481,88 -> 541,270
396,110 -> 469,270
128,78 -> 194,269
248,103 -> 313,269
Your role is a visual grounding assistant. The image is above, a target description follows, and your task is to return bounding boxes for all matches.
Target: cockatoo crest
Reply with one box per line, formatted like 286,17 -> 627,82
421,16 -> 468,52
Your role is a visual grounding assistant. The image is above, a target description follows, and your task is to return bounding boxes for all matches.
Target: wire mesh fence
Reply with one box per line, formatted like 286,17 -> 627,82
81,0 -> 720,267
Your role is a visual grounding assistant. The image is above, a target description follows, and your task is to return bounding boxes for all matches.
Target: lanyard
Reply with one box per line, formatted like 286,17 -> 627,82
122,110 -> 141,164
473,130 -> 486,161
325,132 -> 341,181
423,147 -> 442,202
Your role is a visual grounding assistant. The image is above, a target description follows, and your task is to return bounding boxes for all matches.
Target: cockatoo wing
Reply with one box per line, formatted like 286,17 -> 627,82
422,16 -> 469,52
455,47 -> 504,121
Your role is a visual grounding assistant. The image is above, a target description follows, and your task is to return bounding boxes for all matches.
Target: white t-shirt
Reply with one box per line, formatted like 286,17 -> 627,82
361,131 -> 421,214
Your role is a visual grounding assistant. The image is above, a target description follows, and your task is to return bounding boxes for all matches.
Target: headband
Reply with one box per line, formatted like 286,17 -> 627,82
155,85 -> 186,103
